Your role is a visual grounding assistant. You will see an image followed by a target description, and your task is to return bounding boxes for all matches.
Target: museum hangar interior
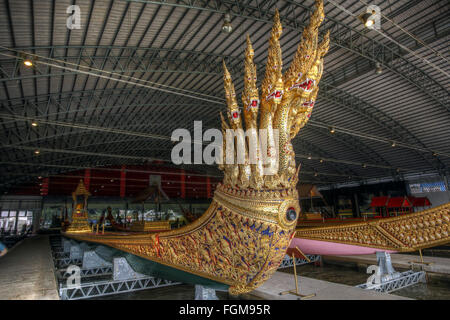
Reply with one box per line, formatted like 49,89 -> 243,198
0,0 -> 448,301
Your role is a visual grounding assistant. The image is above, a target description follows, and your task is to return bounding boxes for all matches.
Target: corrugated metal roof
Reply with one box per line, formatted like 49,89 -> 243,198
0,0 -> 449,191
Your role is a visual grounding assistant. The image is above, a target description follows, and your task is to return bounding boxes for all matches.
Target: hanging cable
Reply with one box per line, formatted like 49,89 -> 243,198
358,0 -> 449,65
308,120 -> 450,158
326,0 -> 449,78
0,48 -> 226,104
1,112 -> 449,159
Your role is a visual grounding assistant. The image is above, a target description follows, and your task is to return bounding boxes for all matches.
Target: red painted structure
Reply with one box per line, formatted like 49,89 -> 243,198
369,196 -> 389,217
84,168 -> 91,191
407,196 -> 432,207
386,196 -> 413,215
180,169 -> 186,199
39,178 -> 49,196
370,195 -> 431,217
9,164 -> 221,199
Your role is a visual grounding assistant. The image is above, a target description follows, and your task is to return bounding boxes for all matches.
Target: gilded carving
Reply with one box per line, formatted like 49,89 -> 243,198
64,1 -> 329,294
295,203 -> 450,252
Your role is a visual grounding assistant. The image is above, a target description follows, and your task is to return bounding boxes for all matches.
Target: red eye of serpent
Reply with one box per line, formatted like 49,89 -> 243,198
232,112 -> 239,119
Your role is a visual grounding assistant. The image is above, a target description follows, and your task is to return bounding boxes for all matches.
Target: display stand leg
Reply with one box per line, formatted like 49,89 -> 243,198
408,249 -> 433,266
279,253 -> 316,300
295,246 -> 310,263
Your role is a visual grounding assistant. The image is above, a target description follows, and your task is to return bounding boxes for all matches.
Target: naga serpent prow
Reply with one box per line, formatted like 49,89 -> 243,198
63,0 -> 329,295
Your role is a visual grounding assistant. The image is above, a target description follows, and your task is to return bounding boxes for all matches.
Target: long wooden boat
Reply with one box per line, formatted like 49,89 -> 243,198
102,209 -> 172,233
63,0 -> 339,294
290,203 -> 450,256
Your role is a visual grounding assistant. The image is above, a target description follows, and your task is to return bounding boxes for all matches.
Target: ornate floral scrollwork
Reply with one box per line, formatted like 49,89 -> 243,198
65,1 -> 329,295
295,203 -> 450,252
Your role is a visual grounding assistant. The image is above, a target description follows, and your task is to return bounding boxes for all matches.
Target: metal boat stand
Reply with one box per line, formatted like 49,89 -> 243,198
279,250 -> 316,300
278,253 -> 321,269
58,257 -> 181,300
56,249 -> 114,280
52,237 -> 181,300
356,251 -> 426,293
53,241 -> 84,268
195,285 -> 219,300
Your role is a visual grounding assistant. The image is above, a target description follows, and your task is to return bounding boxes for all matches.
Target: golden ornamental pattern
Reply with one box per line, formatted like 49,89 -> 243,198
65,0 -> 329,294
295,203 -> 450,252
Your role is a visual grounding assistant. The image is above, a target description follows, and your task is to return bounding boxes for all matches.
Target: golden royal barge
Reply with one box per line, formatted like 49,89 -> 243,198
63,0 -> 330,295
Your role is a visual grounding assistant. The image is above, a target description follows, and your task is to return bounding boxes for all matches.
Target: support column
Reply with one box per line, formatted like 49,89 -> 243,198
206,176 -> 212,199
180,169 -> 186,199
443,175 -> 450,202
353,193 -> 360,217
84,169 -> 91,192
32,208 -> 42,234
40,177 -> 49,196
13,209 -> 19,234
120,165 -> 126,198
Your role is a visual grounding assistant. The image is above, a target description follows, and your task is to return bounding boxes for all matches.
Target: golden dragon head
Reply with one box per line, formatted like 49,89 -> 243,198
64,1 -> 330,296
220,0 -> 329,197
216,0 -> 329,293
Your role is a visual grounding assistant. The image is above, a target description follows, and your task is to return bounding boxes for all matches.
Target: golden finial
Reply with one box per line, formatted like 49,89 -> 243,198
243,34 -> 259,130
260,8 -> 284,130
222,0 -> 328,189
223,60 -> 242,129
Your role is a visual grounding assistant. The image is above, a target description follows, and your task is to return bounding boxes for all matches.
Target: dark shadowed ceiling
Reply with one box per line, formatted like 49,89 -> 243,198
0,0 -> 449,192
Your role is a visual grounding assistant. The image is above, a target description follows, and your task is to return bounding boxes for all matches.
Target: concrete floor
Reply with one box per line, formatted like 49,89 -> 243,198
0,235 -> 59,300
248,271 -> 411,300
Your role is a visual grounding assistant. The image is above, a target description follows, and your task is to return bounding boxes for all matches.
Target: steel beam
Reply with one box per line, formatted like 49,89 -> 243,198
123,0 -> 449,111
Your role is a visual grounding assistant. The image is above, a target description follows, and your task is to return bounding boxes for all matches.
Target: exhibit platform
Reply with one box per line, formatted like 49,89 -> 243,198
0,235 -> 59,300
323,254 -> 450,278
247,271 -> 411,300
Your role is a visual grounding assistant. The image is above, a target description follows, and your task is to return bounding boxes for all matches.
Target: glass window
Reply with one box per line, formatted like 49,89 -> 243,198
410,181 -> 446,193
1,211 -> 8,217
9,211 -> 16,217
27,211 -> 33,217
409,183 -> 421,193
19,211 -> 26,217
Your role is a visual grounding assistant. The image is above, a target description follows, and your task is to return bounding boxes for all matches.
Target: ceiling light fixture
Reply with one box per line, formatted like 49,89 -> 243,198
330,127 -> 336,134
222,13 -> 233,33
358,10 -> 376,28
375,62 -> 383,74
391,141 -> 396,147
34,149 -> 40,155
21,53 -> 36,68
23,59 -> 33,67
31,121 -> 38,127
